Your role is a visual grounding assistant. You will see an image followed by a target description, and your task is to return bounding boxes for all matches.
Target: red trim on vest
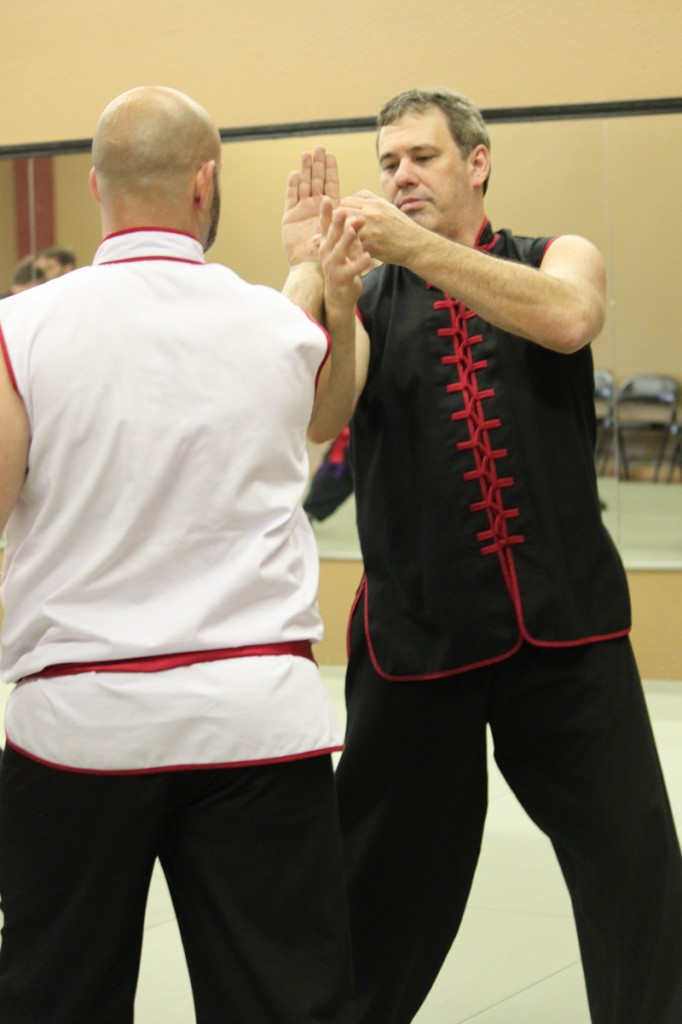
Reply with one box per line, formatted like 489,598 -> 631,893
97,228 -> 204,265
355,576 -> 632,683
475,217 -> 500,252
4,738 -> 343,776
21,640 -> 316,682
102,227 -> 198,242
98,255 -> 204,266
0,326 -> 19,392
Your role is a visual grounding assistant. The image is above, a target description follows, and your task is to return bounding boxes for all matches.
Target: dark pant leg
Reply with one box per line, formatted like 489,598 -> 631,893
0,748 -> 166,1024
159,756 -> 355,1024
490,639 -> 682,1024
335,608 -> 491,1024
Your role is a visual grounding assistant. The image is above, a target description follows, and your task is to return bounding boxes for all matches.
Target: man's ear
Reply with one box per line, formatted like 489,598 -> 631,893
89,167 -> 101,204
469,145 -> 490,190
194,159 -> 215,211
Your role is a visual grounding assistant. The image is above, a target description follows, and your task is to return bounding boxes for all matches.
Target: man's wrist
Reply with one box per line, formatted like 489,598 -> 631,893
324,293 -> 357,317
287,260 -> 324,275
283,261 -> 325,316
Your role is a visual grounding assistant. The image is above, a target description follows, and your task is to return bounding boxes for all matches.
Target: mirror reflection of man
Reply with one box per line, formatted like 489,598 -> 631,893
4,255 -> 45,296
34,246 -> 76,279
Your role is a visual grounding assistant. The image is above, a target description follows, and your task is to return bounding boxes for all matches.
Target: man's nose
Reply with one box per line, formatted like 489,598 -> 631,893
394,158 -> 418,187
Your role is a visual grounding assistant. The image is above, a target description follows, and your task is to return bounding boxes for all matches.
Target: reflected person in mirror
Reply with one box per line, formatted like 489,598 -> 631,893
34,245 -> 77,279
0,255 -> 45,298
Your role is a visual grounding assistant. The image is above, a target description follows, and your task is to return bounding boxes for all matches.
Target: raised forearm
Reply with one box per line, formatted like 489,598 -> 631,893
343,192 -> 606,355
307,204 -> 370,443
282,261 -> 325,320
307,303 -> 358,444
405,229 -> 605,353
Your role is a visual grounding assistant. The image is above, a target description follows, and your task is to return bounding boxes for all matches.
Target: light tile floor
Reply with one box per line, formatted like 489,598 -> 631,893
40,667 -> 677,1024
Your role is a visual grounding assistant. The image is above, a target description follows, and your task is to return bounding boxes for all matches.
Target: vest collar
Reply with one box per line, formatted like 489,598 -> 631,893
94,228 -> 205,266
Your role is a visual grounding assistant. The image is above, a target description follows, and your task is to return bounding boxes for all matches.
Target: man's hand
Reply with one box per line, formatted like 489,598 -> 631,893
282,145 -> 340,267
320,198 -> 371,315
307,199 -> 371,445
340,190 -> 418,267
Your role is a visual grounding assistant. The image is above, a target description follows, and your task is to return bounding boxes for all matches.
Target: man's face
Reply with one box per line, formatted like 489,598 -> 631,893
378,107 -> 482,243
35,256 -> 66,280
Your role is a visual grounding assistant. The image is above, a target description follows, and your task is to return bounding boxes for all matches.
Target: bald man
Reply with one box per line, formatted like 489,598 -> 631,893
0,86 -> 365,1023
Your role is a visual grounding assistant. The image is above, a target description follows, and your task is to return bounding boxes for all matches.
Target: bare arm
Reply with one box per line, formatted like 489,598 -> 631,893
341,191 -> 606,354
308,201 -> 371,444
0,351 -> 30,532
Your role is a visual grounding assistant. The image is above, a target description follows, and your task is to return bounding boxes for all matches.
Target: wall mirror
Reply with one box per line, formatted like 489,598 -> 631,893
1,107 -> 681,570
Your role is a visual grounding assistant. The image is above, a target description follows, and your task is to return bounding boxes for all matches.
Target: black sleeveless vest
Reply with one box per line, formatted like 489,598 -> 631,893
352,220 -> 630,680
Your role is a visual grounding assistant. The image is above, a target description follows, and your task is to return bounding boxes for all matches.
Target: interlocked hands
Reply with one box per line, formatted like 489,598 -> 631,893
283,146 -> 370,311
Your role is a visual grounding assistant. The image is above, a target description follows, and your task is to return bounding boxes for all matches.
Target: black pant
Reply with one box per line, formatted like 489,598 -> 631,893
0,750 -> 355,1024
336,612 -> 682,1024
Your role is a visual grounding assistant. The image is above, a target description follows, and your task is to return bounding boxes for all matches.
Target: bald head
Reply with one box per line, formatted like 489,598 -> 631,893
91,86 -> 222,245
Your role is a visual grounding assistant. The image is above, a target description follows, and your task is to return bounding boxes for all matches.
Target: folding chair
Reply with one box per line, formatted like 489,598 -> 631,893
615,374 -> 680,481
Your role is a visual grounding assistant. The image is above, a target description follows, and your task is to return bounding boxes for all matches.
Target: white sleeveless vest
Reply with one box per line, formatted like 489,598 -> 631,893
0,230 -> 341,771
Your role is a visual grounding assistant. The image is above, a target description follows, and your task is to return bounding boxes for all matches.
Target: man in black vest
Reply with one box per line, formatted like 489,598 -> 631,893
283,87 -> 682,1024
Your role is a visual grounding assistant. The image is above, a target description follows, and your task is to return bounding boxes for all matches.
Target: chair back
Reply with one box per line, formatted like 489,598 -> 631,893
616,374 -> 679,425
615,373 -> 680,480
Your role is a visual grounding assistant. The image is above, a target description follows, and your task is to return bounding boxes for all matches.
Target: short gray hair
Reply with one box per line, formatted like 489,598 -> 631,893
378,87 -> 491,191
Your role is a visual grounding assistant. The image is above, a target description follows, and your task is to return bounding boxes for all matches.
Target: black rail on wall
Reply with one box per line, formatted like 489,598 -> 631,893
2,97 -> 682,160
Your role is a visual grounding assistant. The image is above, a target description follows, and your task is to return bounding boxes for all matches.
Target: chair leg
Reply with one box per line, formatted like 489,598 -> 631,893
653,427 -> 674,482
616,431 -> 629,480
667,433 -> 681,483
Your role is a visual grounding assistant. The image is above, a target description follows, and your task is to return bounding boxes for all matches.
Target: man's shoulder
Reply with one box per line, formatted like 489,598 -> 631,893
490,227 -> 554,267
0,269 -> 85,328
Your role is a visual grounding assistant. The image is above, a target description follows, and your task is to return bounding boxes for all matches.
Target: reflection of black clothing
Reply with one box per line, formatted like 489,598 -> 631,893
337,220 -> 682,1024
304,429 -> 353,522
351,221 -> 628,679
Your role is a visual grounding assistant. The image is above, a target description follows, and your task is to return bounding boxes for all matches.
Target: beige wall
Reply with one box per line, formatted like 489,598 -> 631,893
1,0 -> 680,146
